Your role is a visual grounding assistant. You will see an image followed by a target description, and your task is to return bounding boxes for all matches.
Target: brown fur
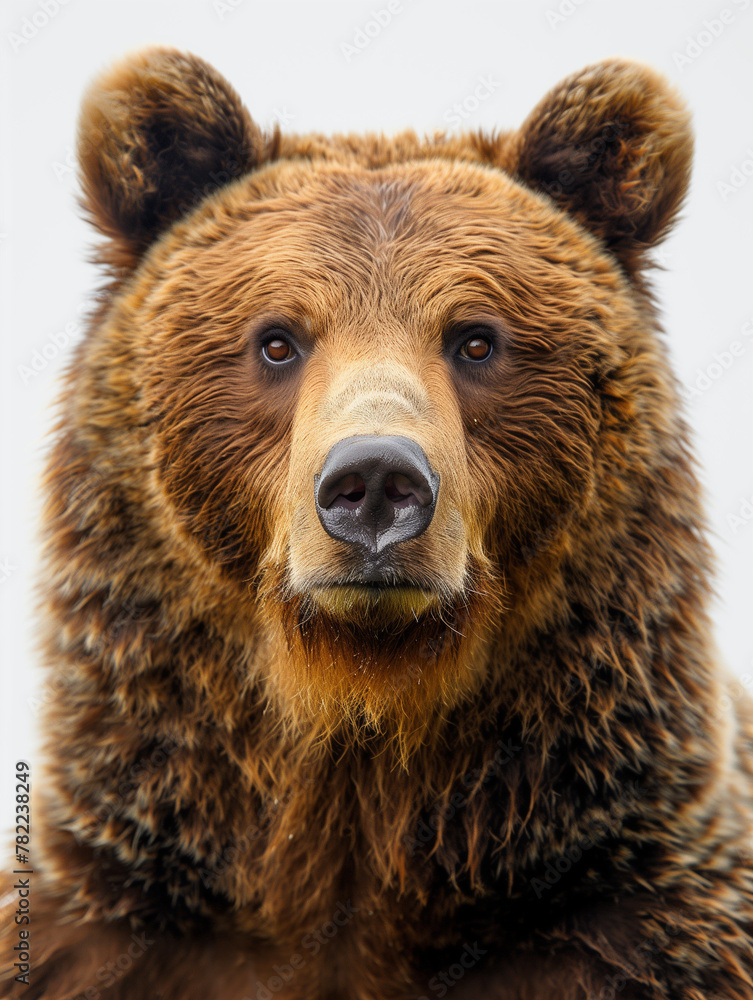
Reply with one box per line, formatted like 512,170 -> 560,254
2,48 -> 753,1000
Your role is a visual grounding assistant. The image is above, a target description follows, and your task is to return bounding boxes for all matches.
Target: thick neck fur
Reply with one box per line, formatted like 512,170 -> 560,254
33,416 -> 729,1000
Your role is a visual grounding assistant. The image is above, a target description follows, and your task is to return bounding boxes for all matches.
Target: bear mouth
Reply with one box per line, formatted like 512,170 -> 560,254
315,577 -> 435,598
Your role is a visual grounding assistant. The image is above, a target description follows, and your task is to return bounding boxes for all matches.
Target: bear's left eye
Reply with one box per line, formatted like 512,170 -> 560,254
458,334 -> 493,362
261,336 -> 297,365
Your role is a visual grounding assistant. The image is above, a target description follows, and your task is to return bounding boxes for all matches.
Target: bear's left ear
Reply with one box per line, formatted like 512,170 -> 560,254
513,59 -> 693,272
77,47 -> 270,270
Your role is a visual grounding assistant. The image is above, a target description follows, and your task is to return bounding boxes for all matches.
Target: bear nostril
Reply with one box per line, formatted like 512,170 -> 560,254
329,474 -> 366,509
384,473 -> 419,508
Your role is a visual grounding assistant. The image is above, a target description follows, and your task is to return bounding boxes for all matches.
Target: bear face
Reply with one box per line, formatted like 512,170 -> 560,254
13,47 -> 753,1000
67,49 -> 694,758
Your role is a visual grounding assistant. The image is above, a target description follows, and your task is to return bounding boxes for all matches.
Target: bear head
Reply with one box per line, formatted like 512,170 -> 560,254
61,48 -> 695,758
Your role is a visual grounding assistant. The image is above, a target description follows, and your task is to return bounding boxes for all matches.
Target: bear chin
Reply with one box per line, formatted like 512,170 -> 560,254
308,583 -> 442,623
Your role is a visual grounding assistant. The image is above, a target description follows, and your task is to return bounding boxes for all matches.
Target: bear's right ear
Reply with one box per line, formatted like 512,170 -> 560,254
512,59 -> 693,273
77,47 -> 269,270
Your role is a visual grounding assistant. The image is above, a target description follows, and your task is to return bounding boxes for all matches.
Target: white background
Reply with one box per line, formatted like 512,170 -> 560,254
0,0 -> 751,835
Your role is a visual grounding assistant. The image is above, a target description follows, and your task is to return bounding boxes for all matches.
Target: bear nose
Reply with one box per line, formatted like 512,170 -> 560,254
315,435 -> 439,554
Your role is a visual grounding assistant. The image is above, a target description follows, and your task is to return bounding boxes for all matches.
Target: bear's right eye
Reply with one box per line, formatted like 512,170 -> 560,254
261,336 -> 297,365
459,336 -> 493,362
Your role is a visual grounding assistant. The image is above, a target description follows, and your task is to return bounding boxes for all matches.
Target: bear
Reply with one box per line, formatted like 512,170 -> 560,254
2,45 -> 753,1000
